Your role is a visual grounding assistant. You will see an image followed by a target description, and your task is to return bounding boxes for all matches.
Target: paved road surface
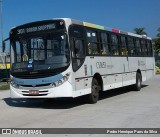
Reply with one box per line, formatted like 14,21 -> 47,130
0,75 -> 160,137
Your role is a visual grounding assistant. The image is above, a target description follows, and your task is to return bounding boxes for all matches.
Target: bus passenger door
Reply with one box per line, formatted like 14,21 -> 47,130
71,38 -> 86,91
69,25 -> 86,91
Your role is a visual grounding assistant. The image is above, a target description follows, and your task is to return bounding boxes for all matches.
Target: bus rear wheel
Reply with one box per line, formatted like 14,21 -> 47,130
89,78 -> 100,104
134,72 -> 142,91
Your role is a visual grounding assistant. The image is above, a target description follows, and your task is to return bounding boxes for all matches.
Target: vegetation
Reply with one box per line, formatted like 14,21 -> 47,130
154,39 -> 160,53
155,66 -> 160,74
157,28 -> 160,37
134,27 -> 147,35
0,82 -> 10,90
154,28 -> 160,74
154,28 -> 160,54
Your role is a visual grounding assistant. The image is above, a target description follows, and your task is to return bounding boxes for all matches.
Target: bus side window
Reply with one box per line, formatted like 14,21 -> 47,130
120,36 -> 128,55
147,40 -> 153,56
128,37 -> 136,56
150,41 -> 153,56
87,30 -> 100,55
135,39 -> 141,56
144,40 -> 148,56
111,34 -> 119,55
146,40 -> 149,56
141,40 -> 147,56
100,32 -> 110,55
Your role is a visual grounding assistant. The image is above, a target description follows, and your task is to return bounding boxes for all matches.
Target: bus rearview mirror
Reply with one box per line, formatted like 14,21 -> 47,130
2,41 -> 6,52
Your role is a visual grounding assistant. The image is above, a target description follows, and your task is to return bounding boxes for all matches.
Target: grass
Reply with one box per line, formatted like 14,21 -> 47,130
0,82 -> 10,90
155,66 -> 160,75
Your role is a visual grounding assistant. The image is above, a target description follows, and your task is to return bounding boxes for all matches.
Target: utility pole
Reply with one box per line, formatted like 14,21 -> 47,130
0,0 -> 3,51
0,0 -> 7,81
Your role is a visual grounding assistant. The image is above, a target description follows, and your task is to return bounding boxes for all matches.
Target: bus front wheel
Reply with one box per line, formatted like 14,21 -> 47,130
89,78 -> 100,104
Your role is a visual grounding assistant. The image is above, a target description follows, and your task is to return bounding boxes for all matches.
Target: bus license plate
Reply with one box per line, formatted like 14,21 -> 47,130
29,90 -> 39,95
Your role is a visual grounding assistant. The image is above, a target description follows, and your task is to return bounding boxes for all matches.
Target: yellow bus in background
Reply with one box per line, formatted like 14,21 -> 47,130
0,53 -> 10,81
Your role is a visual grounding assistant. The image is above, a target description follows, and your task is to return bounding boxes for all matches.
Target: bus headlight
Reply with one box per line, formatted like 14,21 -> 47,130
58,80 -> 63,85
62,76 -> 68,81
51,73 -> 70,87
11,81 -> 19,88
61,72 -> 70,83
51,83 -> 56,87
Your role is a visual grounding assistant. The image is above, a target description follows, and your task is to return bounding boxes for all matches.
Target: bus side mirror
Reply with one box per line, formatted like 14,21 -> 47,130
2,37 -> 9,52
2,41 -> 6,52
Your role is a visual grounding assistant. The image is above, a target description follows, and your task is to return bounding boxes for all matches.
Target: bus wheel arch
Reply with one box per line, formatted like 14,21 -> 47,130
88,73 -> 103,104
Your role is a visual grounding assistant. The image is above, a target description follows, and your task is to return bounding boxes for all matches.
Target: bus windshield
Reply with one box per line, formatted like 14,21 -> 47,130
11,32 -> 70,73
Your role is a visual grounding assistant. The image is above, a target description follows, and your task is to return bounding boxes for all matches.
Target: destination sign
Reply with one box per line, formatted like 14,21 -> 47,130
17,24 -> 56,34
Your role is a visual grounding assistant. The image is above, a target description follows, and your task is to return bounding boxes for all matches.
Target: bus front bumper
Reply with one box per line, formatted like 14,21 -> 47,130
10,81 -> 73,98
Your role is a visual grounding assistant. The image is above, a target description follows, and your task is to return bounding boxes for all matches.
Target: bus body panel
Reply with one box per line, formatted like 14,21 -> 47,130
74,56 -> 154,93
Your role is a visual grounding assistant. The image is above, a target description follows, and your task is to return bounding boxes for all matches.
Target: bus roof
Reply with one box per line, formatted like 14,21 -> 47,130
69,18 -> 152,40
11,18 -> 152,40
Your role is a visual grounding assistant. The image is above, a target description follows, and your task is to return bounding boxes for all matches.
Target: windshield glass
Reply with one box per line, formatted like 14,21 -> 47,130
11,33 -> 70,73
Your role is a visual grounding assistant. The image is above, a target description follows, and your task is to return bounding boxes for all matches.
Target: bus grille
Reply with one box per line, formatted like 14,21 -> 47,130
22,94 -> 48,96
22,90 -> 48,96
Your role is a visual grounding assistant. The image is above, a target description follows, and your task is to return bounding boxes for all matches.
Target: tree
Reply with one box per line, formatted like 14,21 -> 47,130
157,28 -> 160,38
154,39 -> 160,53
134,27 -> 147,35
154,28 -> 160,54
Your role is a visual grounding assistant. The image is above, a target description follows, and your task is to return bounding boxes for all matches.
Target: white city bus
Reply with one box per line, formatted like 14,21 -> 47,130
8,18 -> 155,103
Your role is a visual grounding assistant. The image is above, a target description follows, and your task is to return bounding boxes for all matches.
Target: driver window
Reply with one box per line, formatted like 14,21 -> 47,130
74,39 -> 84,58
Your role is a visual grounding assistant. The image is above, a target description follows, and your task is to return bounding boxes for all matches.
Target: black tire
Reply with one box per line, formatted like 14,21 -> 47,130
89,78 -> 100,104
134,73 -> 142,91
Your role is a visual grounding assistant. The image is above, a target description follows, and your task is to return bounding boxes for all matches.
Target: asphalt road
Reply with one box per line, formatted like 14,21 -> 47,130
0,75 -> 160,137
